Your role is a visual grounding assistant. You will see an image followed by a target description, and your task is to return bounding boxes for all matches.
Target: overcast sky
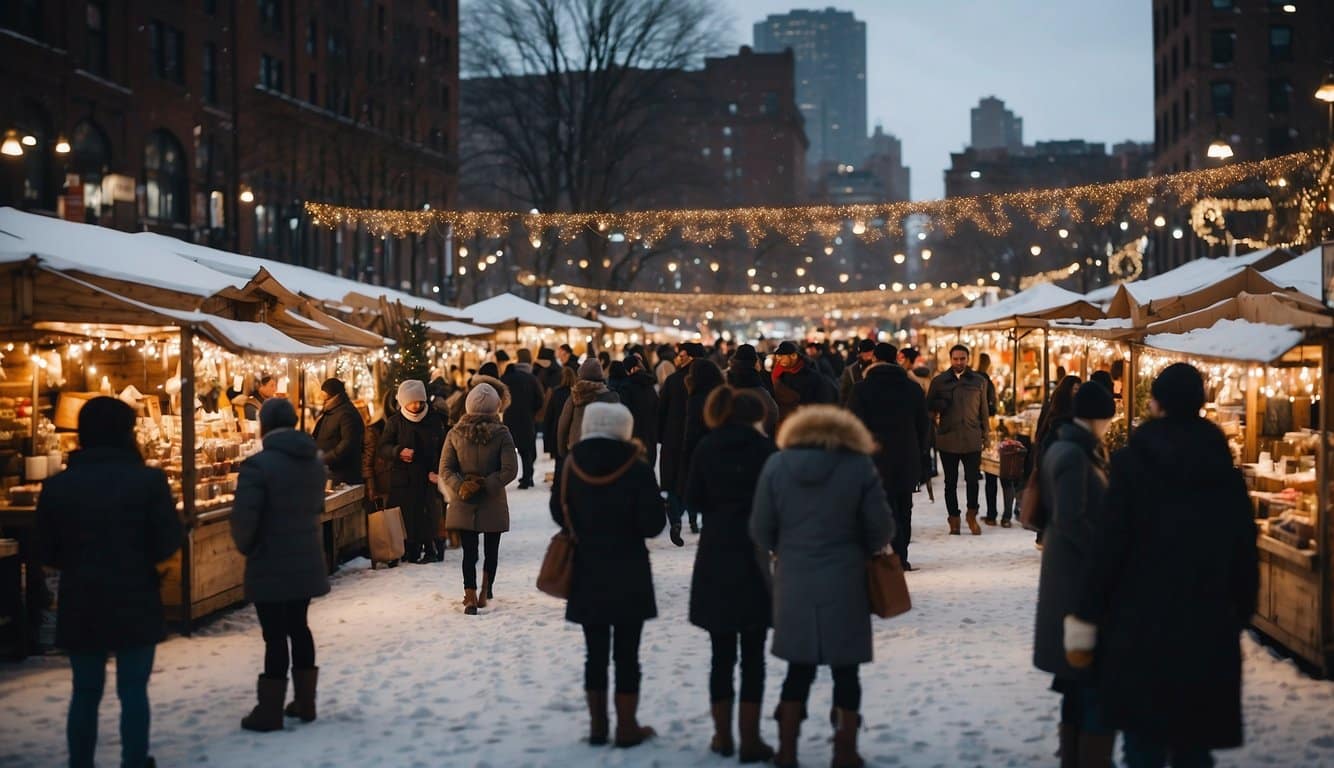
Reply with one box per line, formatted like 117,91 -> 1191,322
724,1 -> 1152,200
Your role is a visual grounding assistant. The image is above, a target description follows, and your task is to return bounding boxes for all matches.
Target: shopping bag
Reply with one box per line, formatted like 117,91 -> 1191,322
536,462 -> 576,598
368,505 -> 406,564
866,552 -> 911,619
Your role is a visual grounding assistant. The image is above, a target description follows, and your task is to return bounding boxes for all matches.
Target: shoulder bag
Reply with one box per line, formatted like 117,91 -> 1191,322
867,551 -> 911,619
536,460 -> 578,599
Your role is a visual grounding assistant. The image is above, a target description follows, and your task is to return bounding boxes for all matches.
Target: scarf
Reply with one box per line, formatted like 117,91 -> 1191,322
401,403 -> 427,423
771,358 -> 804,387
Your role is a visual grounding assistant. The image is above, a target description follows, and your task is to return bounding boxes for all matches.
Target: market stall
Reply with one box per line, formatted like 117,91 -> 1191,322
462,292 -> 601,352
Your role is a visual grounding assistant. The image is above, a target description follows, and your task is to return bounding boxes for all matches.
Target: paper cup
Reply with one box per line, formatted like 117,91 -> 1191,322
25,456 -> 47,481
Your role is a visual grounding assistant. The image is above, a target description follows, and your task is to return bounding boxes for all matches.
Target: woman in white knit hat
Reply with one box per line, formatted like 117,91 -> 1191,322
378,379 -> 447,564
439,383 -> 518,614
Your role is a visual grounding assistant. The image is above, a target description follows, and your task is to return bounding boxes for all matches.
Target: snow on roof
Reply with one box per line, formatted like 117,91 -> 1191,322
928,282 -> 1092,328
425,320 -> 494,338
464,293 -> 601,329
1262,246 -> 1320,301
598,315 -> 642,331
1143,318 -> 1305,364
1115,249 -> 1282,306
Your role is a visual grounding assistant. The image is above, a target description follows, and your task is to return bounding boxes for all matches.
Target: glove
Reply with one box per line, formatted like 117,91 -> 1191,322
1063,614 -> 1097,669
458,475 -> 486,503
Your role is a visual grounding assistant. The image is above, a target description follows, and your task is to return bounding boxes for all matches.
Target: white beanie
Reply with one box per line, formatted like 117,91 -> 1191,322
581,402 -> 633,442
466,383 -> 501,416
396,379 -> 427,407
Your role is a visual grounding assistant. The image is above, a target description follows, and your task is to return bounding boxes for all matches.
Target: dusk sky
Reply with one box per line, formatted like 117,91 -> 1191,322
724,1 -> 1153,201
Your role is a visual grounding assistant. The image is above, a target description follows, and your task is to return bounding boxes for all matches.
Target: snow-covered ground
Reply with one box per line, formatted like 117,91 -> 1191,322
3,455 -> 1333,767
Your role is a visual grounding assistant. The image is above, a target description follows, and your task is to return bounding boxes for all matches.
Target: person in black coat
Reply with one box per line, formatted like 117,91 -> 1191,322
771,341 -> 837,425
37,397 -> 182,768
232,398 -> 332,732
550,403 -> 666,749
379,379 -> 447,564
1086,364 -> 1258,766
657,342 -> 703,536
311,377 -> 365,487
501,349 -> 545,489
610,354 -> 660,470
849,343 -> 929,570
544,366 -> 576,461
725,345 -> 778,436
678,359 -> 724,538
685,388 -> 777,763
243,374 -> 278,421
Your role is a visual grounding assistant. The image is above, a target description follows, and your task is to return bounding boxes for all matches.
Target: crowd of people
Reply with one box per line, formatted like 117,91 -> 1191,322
32,336 -> 1259,768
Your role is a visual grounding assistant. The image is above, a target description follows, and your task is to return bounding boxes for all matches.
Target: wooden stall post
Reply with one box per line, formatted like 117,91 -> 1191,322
1041,328 -> 1051,406
1127,345 -> 1139,422
1245,366 -> 1260,464
179,325 -> 196,634
1322,339 -> 1332,673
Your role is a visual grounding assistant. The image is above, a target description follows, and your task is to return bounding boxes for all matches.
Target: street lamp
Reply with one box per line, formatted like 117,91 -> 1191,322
1,130 -> 22,157
1207,123 -> 1234,160
1315,73 -> 1334,138
54,135 -> 70,155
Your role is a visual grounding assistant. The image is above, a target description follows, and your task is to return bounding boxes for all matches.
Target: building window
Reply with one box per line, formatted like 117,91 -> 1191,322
143,130 -> 187,223
85,2 -> 107,75
307,19 -> 317,55
1268,26 -> 1292,62
309,73 -> 318,105
259,54 -> 284,91
1269,78 -> 1293,112
149,21 -> 185,83
1210,81 -> 1234,117
259,0 -> 281,33
1210,29 -> 1234,65
762,91 -> 779,115
1182,34 -> 1190,68
1211,0 -> 1232,8
203,43 -> 217,104
71,120 -> 109,221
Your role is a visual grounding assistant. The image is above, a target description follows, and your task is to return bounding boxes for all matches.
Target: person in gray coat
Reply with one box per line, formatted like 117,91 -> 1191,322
231,398 -> 331,733
750,405 -> 894,768
557,358 -> 621,457
439,383 -> 519,614
926,344 -> 991,535
1032,382 -> 1117,767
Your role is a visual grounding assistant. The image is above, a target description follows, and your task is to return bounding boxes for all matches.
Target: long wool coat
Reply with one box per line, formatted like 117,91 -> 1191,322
750,407 -> 894,666
378,409 -> 447,544
849,362 -> 930,495
610,370 -> 660,469
439,415 -> 519,533
500,363 -> 544,456
656,363 -> 692,492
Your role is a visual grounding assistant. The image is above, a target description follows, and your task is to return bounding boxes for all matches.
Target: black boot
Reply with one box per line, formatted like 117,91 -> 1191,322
669,526 -> 684,547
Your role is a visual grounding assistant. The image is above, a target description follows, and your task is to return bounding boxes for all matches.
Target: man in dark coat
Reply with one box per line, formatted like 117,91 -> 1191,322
926,345 -> 990,536
725,344 -> 778,436
536,347 -> 563,398
849,343 -> 929,569
1089,364 -> 1258,765
771,341 -> 837,425
838,339 -> 877,406
311,377 -> 365,487
501,348 -> 545,489
610,354 -> 660,469
657,342 -> 704,536
804,341 -> 837,381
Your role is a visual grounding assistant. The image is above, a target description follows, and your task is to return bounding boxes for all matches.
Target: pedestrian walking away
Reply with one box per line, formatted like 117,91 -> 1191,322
726,344 -> 779,437
676,359 -> 725,542
501,348 -> 545,489
926,344 -> 991,536
657,342 -> 705,538
839,339 -> 877,406
558,358 -> 622,458
609,354 -> 660,470
379,379 -> 448,564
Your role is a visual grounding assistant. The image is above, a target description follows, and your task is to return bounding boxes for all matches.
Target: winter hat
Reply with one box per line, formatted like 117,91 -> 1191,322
732,344 -> 758,363
1074,380 -> 1116,420
873,343 -> 898,363
681,342 -> 707,359
578,357 -> 605,381
495,349 -> 510,363
477,362 -> 500,378
259,397 -> 298,435
857,339 -> 876,354
774,341 -> 799,356
537,347 -> 556,363
77,396 -> 137,450
580,402 -> 633,442
465,382 -> 502,416
1090,370 -> 1115,393
1151,362 -> 1206,417
396,379 -> 427,408
320,377 -> 347,397
517,348 -> 533,364
608,361 -> 627,379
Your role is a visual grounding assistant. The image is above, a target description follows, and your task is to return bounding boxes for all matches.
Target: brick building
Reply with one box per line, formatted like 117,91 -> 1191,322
0,0 -> 458,296
944,140 -> 1151,198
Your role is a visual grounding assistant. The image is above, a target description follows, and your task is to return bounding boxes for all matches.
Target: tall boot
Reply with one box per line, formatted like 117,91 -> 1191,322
737,701 -> 775,764
463,588 -> 478,615
283,667 -> 319,722
1058,723 -> 1080,768
709,699 -> 735,757
240,676 -> 287,732
831,707 -> 864,768
485,570 -> 495,601
948,516 -> 961,535
478,574 -> 491,608
1077,731 -> 1116,768
586,690 -> 609,746
965,508 -> 982,535
773,701 -> 805,768
613,692 -> 656,748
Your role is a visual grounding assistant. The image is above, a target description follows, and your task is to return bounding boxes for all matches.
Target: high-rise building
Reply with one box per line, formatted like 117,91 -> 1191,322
970,96 -> 1023,152
1151,0 -> 1332,271
864,125 -> 911,202
753,8 -> 867,173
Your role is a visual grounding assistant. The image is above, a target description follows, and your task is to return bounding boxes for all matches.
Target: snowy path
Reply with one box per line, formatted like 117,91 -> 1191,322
3,455 -> 1333,767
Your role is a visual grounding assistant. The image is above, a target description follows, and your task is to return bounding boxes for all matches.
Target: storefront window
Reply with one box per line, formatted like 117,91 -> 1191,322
143,130 -> 187,223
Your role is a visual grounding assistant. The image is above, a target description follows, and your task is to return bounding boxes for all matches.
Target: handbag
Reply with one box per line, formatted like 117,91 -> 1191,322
1018,460 -> 1046,531
536,461 -> 577,598
866,551 -> 911,619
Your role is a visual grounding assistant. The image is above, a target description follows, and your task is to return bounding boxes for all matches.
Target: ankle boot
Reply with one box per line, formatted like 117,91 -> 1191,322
478,575 -> 491,608
485,571 -> 495,600
773,701 -> 805,768
709,699 -> 734,757
613,692 -> 656,748
463,588 -> 478,615
831,707 -> 864,768
965,508 -> 982,535
240,675 -> 287,732
948,516 -> 961,535
737,701 -> 774,764
283,667 -> 318,722
1077,731 -> 1116,768
1058,723 -> 1080,768
586,690 -> 609,746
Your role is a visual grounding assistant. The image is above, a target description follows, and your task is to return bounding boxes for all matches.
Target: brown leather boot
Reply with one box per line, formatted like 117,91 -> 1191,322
478,574 -> 491,608
586,690 -> 609,746
948,516 -> 961,535
463,588 -> 478,615
240,676 -> 287,732
831,707 -> 864,767
613,693 -> 656,748
1078,731 -> 1116,768
283,667 -> 318,722
737,701 -> 775,764
773,701 -> 805,768
1058,723 -> 1079,768
965,508 -> 982,535
709,699 -> 734,756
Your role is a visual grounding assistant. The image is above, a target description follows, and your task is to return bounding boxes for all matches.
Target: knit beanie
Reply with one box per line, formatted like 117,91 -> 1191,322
465,383 -> 501,416
321,378 -> 346,397
259,397 -> 298,435
733,344 -> 758,363
1090,370 -> 1115,393
581,402 -> 633,442
1074,380 -> 1116,420
858,339 -> 876,354
1151,362 -> 1206,417
578,357 -> 605,381
874,343 -> 898,363
396,379 -> 427,408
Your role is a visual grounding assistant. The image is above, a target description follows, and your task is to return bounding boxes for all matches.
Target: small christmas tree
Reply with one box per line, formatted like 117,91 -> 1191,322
387,308 -> 431,393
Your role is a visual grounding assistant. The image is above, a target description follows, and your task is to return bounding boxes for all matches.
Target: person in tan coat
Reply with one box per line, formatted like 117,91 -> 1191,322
439,383 -> 518,614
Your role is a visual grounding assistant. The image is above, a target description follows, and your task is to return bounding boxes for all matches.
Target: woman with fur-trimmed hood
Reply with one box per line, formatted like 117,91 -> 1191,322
750,405 -> 894,768
556,358 -> 621,457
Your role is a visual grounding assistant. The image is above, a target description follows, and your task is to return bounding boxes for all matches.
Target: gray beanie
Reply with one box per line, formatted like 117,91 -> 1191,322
466,382 -> 502,416
396,379 -> 427,408
581,402 -> 633,442
259,397 -> 297,435
578,357 -> 605,381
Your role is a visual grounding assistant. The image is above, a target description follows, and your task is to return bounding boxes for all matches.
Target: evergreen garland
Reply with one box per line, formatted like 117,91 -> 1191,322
387,308 -> 431,393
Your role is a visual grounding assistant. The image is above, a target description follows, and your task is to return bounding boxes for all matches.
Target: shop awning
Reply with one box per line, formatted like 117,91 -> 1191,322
928,282 -> 1101,330
1100,247 -> 1296,319
1262,246 -> 1321,301
1145,292 -> 1334,336
463,293 -> 601,329
1143,318 -> 1306,365
599,315 -> 643,332
1132,266 -> 1302,326
425,320 -> 495,338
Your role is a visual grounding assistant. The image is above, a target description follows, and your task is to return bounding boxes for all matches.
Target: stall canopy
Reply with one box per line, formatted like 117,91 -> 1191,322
1143,318 -> 1307,365
599,315 -> 643,332
1262,246 -> 1321,301
928,282 -> 1101,330
463,292 -> 601,329
1144,292 -> 1334,337
1130,266 -> 1303,326
426,320 -> 495,339
1098,247 -> 1296,319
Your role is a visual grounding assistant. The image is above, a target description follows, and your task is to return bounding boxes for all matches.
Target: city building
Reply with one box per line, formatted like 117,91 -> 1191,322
0,0 -> 459,296
970,96 -> 1023,152
1151,0 -> 1333,270
945,140 -> 1151,197
753,7 -> 867,173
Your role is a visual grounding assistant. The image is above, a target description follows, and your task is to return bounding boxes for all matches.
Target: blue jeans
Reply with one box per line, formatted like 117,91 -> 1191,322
68,645 -> 156,768
1123,732 -> 1214,768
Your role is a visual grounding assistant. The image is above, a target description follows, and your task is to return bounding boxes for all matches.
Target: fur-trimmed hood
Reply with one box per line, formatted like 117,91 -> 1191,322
571,379 -> 613,406
777,405 -> 875,455
450,374 -> 511,423
452,414 -> 509,446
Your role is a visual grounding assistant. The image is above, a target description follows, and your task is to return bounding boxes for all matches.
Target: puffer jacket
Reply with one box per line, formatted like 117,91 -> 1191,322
439,415 -> 519,532
556,380 -> 620,457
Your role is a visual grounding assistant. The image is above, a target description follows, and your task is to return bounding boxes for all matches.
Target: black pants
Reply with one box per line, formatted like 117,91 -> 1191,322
255,599 -> 315,678
889,490 -> 913,564
582,622 -> 644,694
517,440 -> 536,484
939,450 -> 981,517
779,663 -> 861,712
983,474 -> 1020,520
459,531 -> 501,590
709,627 -> 767,703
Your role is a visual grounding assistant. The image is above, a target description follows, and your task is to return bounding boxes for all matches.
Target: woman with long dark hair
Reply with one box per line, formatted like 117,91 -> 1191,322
675,360 -> 724,535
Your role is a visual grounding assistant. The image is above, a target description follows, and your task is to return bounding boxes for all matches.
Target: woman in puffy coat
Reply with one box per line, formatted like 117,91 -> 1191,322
439,383 -> 518,614
751,405 -> 893,768
557,358 -> 621,457
379,380 -> 447,564
686,388 -> 777,762
550,402 -> 666,749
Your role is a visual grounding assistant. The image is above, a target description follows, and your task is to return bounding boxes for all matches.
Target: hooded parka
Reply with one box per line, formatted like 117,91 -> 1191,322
439,415 -> 519,532
312,393 -> 366,486
557,380 -> 620,457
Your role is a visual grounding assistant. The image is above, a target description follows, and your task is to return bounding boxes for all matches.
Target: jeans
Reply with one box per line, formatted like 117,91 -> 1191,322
583,622 -> 644,694
889,491 -> 913,564
1122,732 -> 1214,768
708,627 -> 767,703
255,599 -> 315,678
1059,683 -> 1111,735
779,663 -> 861,712
460,531 -> 502,590
939,450 -> 982,517
68,644 -> 156,768
983,473 -> 1020,520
